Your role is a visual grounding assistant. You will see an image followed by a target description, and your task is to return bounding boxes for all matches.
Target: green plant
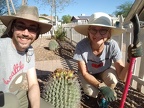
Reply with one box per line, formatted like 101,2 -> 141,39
42,68 -> 81,108
54,26 -> 66,41
48,39 -> 59,51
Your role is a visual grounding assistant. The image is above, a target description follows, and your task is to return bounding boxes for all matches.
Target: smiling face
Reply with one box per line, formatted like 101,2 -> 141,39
88,26 -> 111,47
12,19 -> 39,52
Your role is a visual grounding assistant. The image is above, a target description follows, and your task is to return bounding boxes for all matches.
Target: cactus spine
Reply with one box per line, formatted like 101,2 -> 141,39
42,68 -> 81,108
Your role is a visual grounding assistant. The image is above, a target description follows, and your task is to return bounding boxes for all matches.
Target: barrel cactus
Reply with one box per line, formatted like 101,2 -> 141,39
48,39 -> 59,51
42,68 -> 81,108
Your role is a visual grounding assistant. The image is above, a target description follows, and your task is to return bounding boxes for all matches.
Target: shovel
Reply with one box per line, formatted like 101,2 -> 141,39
119,14 -> 140,108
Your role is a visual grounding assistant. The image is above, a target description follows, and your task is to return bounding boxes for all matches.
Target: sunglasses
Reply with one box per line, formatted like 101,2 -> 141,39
88,28 -> 110,35
13,23 -> 38,33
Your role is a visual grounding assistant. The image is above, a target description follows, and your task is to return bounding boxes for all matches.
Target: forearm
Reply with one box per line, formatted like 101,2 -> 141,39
82,72 -> 101,88
28,84 -> 40,108
118,63 -> 129,82
78,61 -> 101,88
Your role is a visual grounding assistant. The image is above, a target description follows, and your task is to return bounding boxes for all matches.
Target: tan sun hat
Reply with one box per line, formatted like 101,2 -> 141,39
74,12 -> 125,36
0,5 -> 52,34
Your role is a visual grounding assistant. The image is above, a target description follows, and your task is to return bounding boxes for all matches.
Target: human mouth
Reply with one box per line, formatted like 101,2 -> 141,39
18,37 -> 31,44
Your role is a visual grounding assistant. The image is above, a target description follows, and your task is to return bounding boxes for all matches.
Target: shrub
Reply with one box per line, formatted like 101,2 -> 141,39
48,39 -> 59,51
54,26 -> 66,41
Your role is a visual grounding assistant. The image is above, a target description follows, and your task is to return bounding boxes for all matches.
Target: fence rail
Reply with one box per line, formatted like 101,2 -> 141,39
63,23 -> 144,94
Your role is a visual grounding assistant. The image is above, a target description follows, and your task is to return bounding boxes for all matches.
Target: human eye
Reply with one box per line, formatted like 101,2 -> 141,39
89,28 -> 97,34
100,29 -> 108,35
28,26 -> 38,33
14,23 -> 25,30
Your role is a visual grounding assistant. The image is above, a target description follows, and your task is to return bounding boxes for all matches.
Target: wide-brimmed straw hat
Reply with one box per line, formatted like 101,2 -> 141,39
0,5 -> 52,34
74,12 -> 125,36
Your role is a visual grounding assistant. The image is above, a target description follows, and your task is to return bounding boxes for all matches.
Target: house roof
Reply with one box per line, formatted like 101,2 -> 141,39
71,16 -> 90,21
78,16 -> 91,20
39,16 -> 55,21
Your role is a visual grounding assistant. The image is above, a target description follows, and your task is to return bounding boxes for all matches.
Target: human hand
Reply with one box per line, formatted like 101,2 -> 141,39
98,86 -> 117,102
127,42 -> 143,62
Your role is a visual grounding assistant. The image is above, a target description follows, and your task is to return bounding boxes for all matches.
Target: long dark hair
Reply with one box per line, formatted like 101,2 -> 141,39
1,20 -> 14,38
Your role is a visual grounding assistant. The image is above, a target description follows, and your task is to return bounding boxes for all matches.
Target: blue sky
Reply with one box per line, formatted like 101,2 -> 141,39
27,0 -> 135,19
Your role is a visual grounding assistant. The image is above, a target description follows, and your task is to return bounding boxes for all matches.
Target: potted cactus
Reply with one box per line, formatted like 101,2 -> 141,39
42,68 -> 81,108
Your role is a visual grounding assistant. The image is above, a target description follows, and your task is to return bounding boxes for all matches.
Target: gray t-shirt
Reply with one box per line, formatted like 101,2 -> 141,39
0,38 -> 35,94
73,38 -> 122,74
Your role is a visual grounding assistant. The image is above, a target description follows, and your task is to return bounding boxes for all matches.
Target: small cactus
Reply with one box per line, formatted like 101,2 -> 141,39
48,39 -> 59,51
42,68 -> 81,108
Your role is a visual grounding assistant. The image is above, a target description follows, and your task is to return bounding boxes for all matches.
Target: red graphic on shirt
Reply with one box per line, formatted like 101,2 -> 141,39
91,62 -> 103,68
3,61 -> 24,85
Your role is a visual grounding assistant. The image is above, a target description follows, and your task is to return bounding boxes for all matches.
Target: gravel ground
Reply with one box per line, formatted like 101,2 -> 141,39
32,38 -> 144,108
32,38 -> 60,61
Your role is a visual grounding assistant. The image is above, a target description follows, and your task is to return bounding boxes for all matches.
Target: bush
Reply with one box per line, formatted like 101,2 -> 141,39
54,26 -> 66,41
48,39 -> 59,51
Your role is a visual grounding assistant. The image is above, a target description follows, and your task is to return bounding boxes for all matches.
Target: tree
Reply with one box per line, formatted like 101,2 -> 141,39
40,14 -> 49,16
35,0 -> 75,13
22,0 -> 27,5
62,15 -> 71,24
0,0 -> 8,15
34,0 -> 75,24
113,1 -> 133,18
0,0 -> 18,15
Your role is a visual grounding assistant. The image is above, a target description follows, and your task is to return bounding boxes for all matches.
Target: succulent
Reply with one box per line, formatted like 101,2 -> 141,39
42,68 -> 81,108
54,26 -> 66,41
48,39 -> 59,51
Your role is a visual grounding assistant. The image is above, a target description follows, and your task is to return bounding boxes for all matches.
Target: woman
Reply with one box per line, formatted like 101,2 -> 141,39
73,12 -> 142,107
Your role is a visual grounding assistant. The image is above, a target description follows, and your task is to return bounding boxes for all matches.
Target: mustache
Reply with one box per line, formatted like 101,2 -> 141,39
19,35 -> 32,40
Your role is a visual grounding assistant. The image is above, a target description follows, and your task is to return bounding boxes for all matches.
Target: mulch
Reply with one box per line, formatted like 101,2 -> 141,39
33,38 -> 144,108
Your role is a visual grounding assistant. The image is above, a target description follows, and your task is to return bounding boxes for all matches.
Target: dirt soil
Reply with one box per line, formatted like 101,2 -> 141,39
32,38 -> 144,108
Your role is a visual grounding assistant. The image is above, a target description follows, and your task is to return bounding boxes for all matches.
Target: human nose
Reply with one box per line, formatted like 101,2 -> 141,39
93,30 -> 101,37
22,29 -> 30,36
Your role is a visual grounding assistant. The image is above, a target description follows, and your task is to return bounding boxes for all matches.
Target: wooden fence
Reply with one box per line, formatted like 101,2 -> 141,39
63,23 -> 144,94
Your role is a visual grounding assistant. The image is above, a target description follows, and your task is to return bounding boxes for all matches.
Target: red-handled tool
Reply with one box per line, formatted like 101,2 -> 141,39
119,14 -> 140,108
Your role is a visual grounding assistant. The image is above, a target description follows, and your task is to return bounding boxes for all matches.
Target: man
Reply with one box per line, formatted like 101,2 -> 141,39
73,12 -> 142,107
0,5 -> 54,108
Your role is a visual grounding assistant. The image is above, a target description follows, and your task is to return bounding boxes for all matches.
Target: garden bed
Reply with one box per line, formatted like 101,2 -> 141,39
33,38 -> 144,108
